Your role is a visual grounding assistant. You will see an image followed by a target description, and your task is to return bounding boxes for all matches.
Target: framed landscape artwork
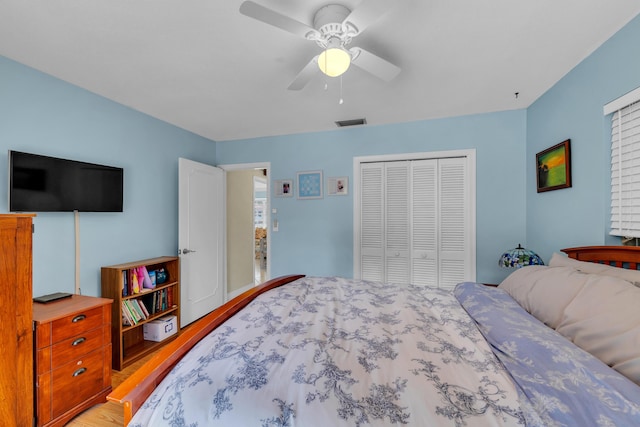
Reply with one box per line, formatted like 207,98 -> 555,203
536,139 -> 571,193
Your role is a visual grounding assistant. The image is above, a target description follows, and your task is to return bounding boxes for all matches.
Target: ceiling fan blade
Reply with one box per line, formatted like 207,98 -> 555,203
343,0 -> 395,35
287,56 -> 320,90
350,47 -> 401,81
239,1 -> 318,39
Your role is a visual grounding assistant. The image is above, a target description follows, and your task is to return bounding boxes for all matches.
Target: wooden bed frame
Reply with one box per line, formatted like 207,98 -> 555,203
107,274 -> 305,424
108,245 -> 640,425
561,245 -> 640,268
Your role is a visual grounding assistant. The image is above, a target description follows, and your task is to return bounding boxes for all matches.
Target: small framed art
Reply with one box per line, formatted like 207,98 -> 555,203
536,139 -> 571,193
327,176 -> 348,196
297,170 -> 323,199
274,179 -> 293,197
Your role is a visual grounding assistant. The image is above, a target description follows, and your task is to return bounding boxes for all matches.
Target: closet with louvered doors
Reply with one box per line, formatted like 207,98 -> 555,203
357,154 -> 475,290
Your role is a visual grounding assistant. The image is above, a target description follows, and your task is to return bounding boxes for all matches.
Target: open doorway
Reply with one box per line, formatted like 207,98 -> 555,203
222,163 -> 270,300
253,175 -> 267,284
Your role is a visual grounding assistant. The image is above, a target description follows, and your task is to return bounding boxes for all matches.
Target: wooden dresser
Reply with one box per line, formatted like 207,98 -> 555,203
33,295 -> 113,427
0,214 -> 35,427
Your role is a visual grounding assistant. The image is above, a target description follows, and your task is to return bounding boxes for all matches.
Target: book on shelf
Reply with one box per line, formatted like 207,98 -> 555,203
121,302 -> 133,326
122,270 -> 128,296
121,284 -> 176,326
121,265 -> 165,297
137,298 -> 150,318
121,301 -> 137,325
129,299 -> 143,321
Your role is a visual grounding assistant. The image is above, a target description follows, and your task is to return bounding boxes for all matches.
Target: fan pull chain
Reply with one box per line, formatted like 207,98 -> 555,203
324,50 -> 329,91
339,75 -> 344,105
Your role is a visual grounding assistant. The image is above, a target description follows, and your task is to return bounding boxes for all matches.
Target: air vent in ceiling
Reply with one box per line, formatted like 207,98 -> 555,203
335,118 -> 367,127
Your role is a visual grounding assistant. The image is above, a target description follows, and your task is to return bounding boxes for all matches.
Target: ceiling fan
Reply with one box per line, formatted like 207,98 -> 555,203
239,0 -> 401,90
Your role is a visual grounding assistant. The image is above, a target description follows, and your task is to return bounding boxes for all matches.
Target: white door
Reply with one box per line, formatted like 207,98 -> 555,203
411,159 -> 438,285
179,158 -> 225,327
385,162 -> 411,284
356,152 -> 475,289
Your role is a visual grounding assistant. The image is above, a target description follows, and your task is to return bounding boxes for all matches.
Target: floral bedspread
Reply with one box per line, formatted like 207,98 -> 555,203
130,277 -> 529,426
455,282 -> 640,427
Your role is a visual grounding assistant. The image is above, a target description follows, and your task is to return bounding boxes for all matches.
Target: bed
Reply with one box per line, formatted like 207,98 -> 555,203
108,246 -> 640,426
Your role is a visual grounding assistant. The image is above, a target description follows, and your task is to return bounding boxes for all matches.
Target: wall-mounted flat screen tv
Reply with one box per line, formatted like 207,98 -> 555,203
9,150 -> 124,212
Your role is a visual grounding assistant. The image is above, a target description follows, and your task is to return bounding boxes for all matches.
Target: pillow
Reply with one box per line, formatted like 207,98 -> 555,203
498,266 -> 588,329
556,274 -> 640,385
549,252 -> 640,287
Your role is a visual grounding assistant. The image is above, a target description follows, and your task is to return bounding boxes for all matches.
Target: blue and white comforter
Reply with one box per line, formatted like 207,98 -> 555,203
130,277 -> 640,426
131,277 -> 525,426
455,282 -> 640,427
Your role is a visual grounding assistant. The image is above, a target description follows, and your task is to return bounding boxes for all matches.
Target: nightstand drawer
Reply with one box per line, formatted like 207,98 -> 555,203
51,325 -> 106,368
51,348 -> 105,418
51,306 -> 104,343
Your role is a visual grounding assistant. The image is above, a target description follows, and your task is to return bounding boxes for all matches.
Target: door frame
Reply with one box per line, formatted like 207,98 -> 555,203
219,162 -> 271,297
353,149 -> 476,281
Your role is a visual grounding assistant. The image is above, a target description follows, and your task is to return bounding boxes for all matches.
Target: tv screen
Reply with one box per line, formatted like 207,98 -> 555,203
9,150 -> 123,212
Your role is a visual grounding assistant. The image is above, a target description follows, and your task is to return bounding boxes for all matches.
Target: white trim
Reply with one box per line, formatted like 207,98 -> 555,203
604,86 -> 640,115
353,149 -> 476,282
354,149 -> 474,164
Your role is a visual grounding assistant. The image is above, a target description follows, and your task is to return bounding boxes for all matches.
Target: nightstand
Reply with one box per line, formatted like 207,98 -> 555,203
33,295 -> 113,427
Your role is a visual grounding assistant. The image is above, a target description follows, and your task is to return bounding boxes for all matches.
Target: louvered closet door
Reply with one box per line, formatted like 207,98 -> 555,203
360,163 -> 384,281
411,160 -> 438,286
385,162 -> 410,284
358,155 -> 471,288
438,157 -> 468,289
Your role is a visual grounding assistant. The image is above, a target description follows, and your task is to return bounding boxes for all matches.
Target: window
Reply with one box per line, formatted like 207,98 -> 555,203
606,87 -> 640,237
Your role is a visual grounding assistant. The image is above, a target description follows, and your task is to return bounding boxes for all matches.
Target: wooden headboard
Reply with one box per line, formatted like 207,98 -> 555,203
561,246 -> 640,269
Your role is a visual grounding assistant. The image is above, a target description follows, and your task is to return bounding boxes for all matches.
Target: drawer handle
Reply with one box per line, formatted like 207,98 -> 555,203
72,337 -> 86,346
72,367 -> 87,377
72,314 -> 86,323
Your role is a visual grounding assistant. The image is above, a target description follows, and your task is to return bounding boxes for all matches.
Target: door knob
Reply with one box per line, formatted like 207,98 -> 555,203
179,248 -> 196,255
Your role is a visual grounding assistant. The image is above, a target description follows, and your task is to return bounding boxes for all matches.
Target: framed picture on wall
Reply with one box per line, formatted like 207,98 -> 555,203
297,170 -> 323,199
274,179 -> 293,197
536,139 -> 571,193
327,176 -> 348,196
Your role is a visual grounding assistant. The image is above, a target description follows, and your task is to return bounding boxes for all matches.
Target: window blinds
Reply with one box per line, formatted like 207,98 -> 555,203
610,99 -> 640,237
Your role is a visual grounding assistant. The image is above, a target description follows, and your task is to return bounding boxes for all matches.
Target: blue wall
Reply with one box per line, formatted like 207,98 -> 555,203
0,56 -> 216,297
4,12 -> 638,297
217,110 -> 527,284
526,14 -> 640,261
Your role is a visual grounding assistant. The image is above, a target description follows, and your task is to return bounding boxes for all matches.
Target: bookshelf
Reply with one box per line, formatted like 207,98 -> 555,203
101,256 -> 180,371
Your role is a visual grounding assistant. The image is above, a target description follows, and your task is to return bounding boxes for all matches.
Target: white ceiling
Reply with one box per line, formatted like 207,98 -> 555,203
1,1 -> 639,142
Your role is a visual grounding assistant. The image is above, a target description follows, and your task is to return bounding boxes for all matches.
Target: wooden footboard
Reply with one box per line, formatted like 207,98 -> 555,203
107,274 -> 305,425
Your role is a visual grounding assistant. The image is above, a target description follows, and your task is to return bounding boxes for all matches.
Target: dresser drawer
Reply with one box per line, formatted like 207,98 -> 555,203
51,348 -> 105,418
51,325 -> 106,368
51,306 -> 104,343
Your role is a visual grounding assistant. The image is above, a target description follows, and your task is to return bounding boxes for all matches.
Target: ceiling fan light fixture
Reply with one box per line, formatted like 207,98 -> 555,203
318,47 -> 351,77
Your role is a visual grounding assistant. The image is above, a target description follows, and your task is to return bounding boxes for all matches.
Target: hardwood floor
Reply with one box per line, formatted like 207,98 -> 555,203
66,351 -> 158,427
